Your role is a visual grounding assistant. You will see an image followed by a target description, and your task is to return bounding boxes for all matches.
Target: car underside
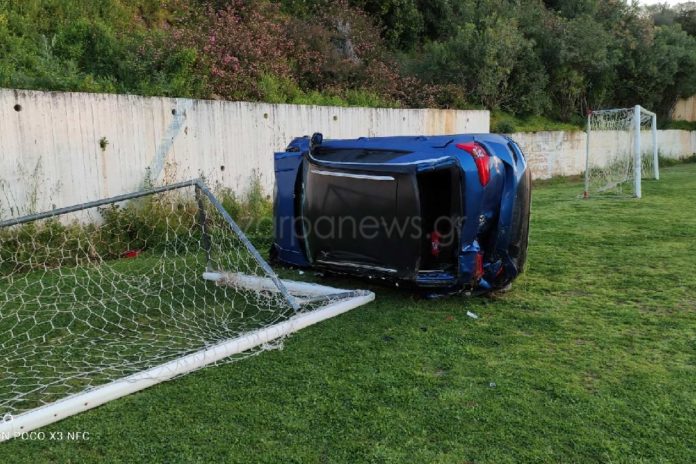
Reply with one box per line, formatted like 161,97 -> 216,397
272,133 -> 531,295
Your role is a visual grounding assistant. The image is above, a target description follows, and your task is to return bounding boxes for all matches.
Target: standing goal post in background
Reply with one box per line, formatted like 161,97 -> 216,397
584,105 -> 658,198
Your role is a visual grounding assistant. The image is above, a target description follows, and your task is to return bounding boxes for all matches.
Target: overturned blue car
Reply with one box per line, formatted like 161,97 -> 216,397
271,133 -> 531,295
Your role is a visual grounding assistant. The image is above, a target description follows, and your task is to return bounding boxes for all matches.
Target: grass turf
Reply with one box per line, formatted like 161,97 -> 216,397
3,164 -> 696,463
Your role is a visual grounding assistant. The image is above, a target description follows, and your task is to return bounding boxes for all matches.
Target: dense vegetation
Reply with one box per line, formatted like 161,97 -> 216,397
1,0 -> 695,126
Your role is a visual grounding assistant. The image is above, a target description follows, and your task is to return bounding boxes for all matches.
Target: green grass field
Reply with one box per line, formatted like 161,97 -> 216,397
4,164 -> 696,463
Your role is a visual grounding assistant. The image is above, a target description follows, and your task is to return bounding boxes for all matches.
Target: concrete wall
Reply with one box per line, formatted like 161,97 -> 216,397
2,88 -> 695,218
511,129 -> 695,180
0,89 -> 489,217
673,96 -> 696,122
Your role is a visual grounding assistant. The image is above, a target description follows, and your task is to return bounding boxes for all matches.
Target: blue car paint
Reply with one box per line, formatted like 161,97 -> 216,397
272,133 -> 530,292
273,148 -> 311,267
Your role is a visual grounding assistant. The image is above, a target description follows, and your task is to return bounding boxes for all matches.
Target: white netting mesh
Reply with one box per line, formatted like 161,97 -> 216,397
0,181 -> 357,420
584,107 -> 657,197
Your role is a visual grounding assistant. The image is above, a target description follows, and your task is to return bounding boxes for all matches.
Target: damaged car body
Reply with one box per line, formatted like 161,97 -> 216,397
272,133 -> 531,295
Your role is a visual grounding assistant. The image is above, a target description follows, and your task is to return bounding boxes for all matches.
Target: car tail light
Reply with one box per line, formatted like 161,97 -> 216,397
474,252 -> 484,280
456,142 -> 490,186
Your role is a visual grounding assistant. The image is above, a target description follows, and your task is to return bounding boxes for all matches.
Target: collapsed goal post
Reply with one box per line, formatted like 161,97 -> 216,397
0,179 -> 374,441
584,105 -> 658,198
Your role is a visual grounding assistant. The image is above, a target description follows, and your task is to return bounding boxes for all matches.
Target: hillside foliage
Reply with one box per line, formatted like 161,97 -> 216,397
0,0 -> 695,124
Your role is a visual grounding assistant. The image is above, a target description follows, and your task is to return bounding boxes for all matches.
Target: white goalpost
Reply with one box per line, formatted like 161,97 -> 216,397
584,105 -> 658,198
0,179 -> 374,441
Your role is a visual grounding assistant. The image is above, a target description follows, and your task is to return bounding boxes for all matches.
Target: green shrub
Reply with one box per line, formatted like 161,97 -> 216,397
493,120 -> 516,133
659,153 -> 696,167
257,75 -> 399,108
491,111 -> 583,133
663,120 -> 696,131
218,176 -> 273,250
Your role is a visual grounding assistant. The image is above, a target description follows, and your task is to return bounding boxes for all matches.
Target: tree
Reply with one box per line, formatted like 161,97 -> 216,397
615,23 -> 696,117
675,3 -> 696,36
350,0 -> 424,50
418,17 -> 534,111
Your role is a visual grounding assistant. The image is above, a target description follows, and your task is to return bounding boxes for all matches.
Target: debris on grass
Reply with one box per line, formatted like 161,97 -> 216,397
261,340 -> 284,351
466,310 -> 479,319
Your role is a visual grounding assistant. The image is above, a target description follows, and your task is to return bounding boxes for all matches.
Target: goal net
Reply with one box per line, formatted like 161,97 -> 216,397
0,179 -> 373,440
584,105 -> 658,198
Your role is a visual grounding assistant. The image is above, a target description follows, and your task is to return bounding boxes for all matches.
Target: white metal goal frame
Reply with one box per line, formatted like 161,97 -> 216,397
0,179 -> 374,441
584,105 -> 658,199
